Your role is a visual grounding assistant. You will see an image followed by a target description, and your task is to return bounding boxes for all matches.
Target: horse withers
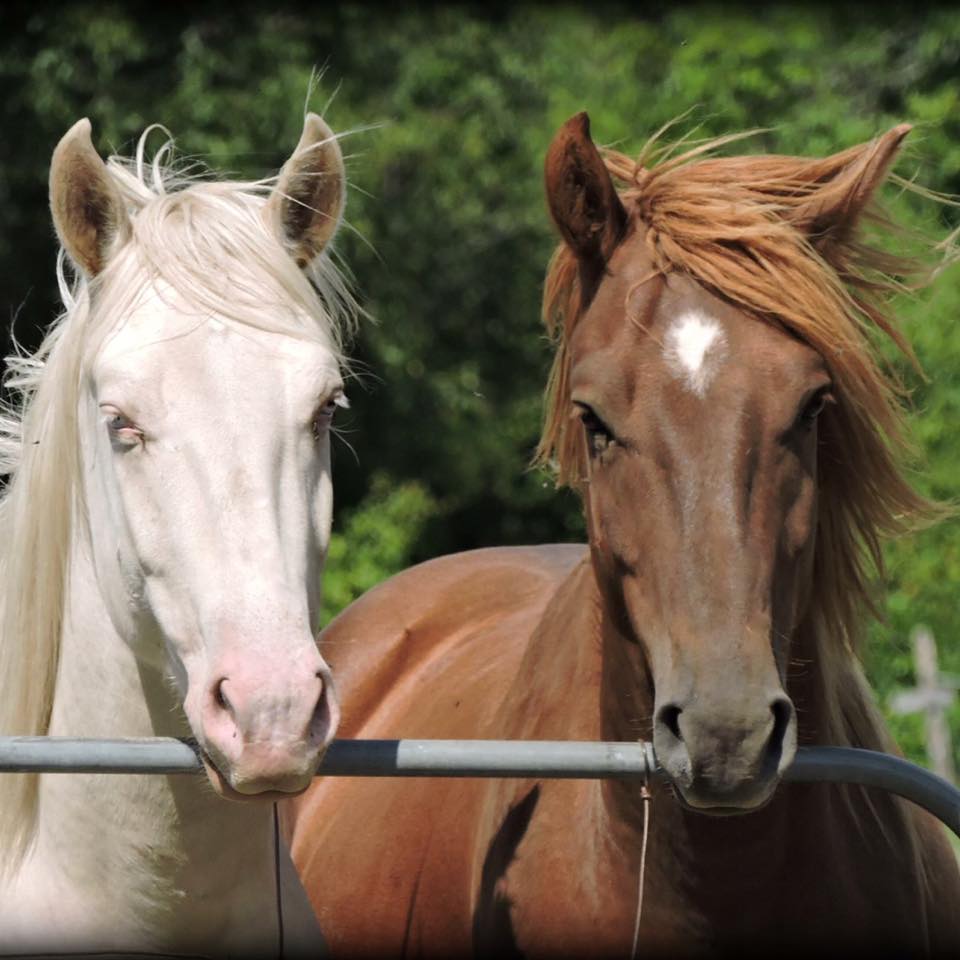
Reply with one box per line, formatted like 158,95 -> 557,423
288,115 -> 960,956
0,113 -> 354,955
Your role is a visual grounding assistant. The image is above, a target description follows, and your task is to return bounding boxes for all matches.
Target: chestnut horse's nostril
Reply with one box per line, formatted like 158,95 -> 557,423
653,703 -> 691,785
765,696 -> 796,773
653,702 -> 692,786
654,694 -> 797,800
658,703 -> 684,743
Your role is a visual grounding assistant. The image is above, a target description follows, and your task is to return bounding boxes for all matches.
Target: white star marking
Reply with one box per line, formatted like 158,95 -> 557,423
663,310 -> 728,397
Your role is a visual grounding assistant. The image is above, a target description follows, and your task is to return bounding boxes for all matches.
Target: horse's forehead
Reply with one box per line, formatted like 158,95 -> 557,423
574,262 -> 824,402
93,297 -> 339,403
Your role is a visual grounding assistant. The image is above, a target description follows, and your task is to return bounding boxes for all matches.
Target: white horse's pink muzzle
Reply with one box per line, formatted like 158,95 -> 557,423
193,653 -> 339,798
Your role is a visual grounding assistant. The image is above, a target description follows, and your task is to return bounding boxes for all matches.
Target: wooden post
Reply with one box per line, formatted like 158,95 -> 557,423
889,626 -> 956,783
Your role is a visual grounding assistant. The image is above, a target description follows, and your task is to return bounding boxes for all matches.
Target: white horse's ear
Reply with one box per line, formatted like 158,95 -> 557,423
49,118 -> 128,277
267,113 -> 345,269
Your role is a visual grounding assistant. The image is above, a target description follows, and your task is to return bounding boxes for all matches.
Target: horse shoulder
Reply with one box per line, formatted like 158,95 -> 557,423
289,545 -> 586,954
319,544 -> 587,736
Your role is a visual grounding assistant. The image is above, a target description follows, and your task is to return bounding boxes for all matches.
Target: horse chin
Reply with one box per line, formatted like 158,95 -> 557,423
668,779 -> 779,816
199,751 -> 314,803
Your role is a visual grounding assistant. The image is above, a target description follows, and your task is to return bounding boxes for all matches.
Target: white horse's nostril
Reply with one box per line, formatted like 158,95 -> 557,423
311,670 -> 340,747
311,683 -> 330,735
213,677 -> 231,712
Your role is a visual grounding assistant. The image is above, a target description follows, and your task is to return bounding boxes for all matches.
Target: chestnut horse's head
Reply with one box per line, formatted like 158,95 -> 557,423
540,113 -> 931,812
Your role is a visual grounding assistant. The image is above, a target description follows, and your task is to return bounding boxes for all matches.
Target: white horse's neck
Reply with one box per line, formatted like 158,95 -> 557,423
4,539 -> 282,955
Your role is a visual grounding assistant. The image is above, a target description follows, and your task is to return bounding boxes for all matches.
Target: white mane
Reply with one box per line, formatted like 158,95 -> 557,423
0,127 -> 356,863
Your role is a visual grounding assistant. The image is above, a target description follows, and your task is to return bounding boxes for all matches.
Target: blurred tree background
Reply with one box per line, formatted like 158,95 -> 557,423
2,2 -> 960,769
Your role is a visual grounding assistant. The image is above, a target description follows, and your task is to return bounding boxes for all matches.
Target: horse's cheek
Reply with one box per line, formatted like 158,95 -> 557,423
592,462 -> 647,573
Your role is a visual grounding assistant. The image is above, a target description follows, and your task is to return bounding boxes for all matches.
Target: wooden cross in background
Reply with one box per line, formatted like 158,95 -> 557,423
889,625 -> 958,783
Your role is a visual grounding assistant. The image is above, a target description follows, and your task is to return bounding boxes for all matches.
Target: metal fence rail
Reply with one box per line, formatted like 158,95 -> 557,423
1,736 -> 958,838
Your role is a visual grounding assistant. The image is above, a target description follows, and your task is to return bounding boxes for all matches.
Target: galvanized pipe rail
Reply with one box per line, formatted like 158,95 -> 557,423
1,736 -> 958,838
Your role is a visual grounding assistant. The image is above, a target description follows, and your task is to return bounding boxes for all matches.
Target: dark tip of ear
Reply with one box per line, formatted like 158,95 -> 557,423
553,112 -> 595,153
568,111 -> 591,138
544,110 -> 628,304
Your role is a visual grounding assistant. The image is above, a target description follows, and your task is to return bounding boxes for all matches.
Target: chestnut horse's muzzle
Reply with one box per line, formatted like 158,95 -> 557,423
653,693 -> 797,811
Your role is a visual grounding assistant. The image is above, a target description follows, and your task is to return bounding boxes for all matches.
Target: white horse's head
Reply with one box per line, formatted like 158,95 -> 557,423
45,115 -> 350,798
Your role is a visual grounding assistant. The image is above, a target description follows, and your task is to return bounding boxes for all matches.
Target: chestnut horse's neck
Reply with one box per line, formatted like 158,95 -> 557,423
595,557 -> 805,871
502,556 -> 928,951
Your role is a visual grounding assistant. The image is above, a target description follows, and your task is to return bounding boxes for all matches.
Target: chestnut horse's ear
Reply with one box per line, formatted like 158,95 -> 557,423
267,113 -> 345,269
545,112 -> 627,285
49,118 -> 128,277
791,124 -> 912,244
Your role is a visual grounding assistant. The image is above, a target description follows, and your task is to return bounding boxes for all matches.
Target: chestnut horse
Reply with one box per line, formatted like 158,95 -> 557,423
289,116 -> 960,955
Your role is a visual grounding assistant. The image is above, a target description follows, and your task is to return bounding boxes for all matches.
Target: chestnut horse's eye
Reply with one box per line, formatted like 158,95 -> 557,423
798,388 -> 834,429
578,405 -> 614,456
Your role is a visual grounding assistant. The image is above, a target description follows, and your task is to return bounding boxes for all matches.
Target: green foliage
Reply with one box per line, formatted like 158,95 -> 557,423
321,472 -> 435,622
3,3 -> 960,770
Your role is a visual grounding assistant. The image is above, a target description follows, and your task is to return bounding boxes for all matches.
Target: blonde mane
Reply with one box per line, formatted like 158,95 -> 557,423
0,127 -> 356,864
537,130 -> 954,891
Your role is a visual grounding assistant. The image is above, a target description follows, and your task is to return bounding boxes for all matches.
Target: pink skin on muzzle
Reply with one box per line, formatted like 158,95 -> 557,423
189,649 -> 340,799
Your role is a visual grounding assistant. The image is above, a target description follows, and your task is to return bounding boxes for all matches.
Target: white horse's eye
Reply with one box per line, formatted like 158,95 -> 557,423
312,391 -> 348,440
103,409 -> 143,444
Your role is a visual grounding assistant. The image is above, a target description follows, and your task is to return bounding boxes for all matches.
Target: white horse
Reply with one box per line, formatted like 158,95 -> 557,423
0,112 -> 353,955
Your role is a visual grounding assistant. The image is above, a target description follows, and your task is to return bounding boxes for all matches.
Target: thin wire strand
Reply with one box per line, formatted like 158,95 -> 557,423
274,803 -> 284,958
629,780 -> 652,960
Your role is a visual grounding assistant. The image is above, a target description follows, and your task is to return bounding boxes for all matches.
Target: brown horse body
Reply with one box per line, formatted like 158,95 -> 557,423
289,117 -> 960,955
291,546 -> 958,956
